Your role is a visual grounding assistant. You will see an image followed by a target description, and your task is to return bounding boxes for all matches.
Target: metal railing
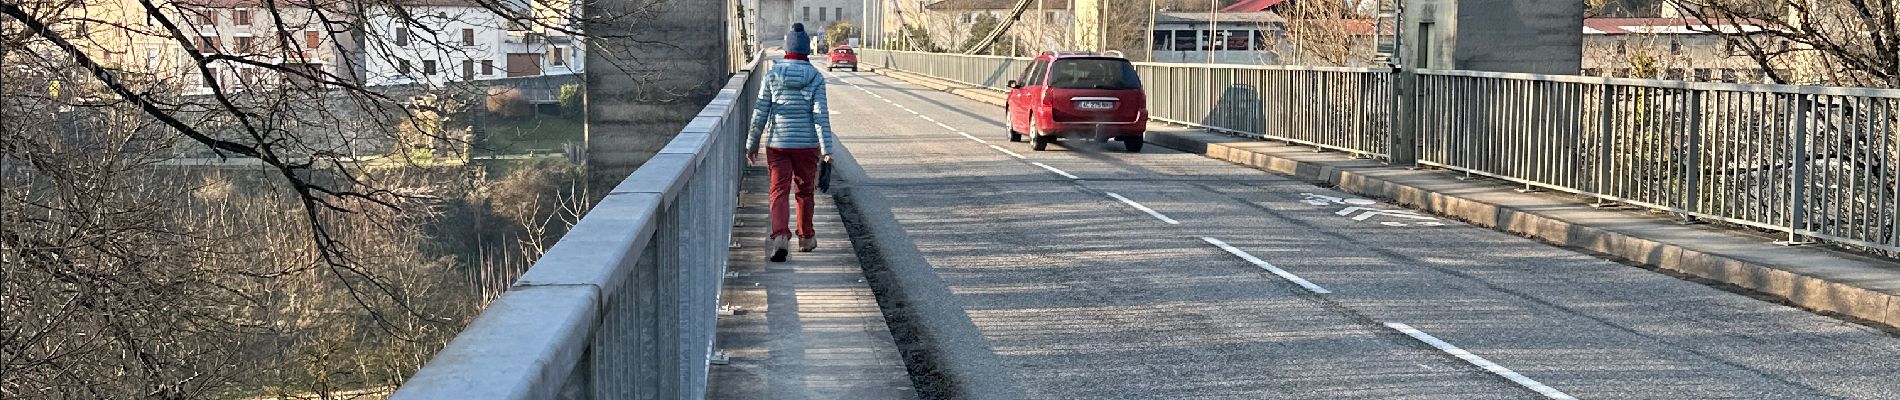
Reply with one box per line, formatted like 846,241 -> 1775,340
859,48 -> 1899,253
1416,70 -> 1899,252
391,56 -> 764,399
859,49 -> 1395,158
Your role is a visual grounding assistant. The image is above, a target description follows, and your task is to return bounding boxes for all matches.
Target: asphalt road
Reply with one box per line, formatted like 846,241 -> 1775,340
816,67 -> 1900,399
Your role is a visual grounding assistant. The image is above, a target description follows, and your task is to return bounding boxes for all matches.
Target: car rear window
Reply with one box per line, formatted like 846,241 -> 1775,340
1047,58 -> 1140,90
835,49 -> 854,55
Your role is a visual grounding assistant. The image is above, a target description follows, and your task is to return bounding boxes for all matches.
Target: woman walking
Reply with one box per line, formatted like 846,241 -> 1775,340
747,23 -> 836,262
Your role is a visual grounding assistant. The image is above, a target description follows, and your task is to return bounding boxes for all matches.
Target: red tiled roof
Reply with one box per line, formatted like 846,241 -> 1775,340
1221,0 -> 1284,12
1582,17 -> 1774,34
924,0 -> 1068,10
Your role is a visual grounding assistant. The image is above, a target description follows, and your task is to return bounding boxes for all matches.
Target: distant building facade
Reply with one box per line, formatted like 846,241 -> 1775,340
66,0 -> 365,95
1580,17 -> 1781,83
363,0 -> 584,87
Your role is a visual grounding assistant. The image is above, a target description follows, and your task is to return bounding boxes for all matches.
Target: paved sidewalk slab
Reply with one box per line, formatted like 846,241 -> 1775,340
709,166 -> 916,400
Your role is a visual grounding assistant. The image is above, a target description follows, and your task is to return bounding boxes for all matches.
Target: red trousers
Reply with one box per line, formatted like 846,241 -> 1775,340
766,147 -> 820,239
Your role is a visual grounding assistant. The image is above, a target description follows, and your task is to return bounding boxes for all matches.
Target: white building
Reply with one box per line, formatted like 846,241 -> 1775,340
363,0 -> 583,87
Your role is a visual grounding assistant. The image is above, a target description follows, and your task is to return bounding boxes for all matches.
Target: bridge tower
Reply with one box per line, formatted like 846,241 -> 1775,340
1399,0 -> 1583,74
583,0 -> 733,188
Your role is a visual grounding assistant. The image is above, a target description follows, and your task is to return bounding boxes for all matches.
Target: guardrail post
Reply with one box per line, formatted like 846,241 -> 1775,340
1784,93 -> 1812,244
1389,67 -> 1419,166
1682,90 -> 1703,221
1595,84 -> 1616,206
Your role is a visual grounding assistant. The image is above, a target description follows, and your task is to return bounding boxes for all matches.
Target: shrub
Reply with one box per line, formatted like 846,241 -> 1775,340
485,88 -> 532,119
558,84 -> 582,119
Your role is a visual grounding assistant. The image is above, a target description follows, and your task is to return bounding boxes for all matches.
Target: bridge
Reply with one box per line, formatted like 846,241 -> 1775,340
389,45 -> 1900,399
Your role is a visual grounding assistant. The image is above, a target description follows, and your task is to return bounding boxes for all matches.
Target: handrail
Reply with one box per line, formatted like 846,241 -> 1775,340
391,52 -> 766,399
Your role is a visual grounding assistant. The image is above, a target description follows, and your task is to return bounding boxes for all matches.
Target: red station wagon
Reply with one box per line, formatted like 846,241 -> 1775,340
827,45 -> 859,72
1006,51 -> 1148,152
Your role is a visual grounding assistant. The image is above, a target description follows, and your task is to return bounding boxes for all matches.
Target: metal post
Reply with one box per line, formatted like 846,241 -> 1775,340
1389,66 -> 1418,166
1207,0 -> 1216,63
1782,93 -> 1812,245
1681,90 -> 1703,223
1147,0 -> 1157,62
1595,84 -> 1616,207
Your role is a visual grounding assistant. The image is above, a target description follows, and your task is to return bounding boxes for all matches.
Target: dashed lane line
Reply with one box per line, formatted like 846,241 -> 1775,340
987,144 -> 1025,159
1385,323 -> 1577,400
1106,192 -> 1180,225
957,132 -> 988,143
1201,237 -> 1331,294
1031,162 -> 1079,179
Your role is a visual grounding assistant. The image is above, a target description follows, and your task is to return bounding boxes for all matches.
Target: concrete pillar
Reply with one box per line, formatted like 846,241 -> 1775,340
1402,0 -> 1582,74
584,0 -> 731,189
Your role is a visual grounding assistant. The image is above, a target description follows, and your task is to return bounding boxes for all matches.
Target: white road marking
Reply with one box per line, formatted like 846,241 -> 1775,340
1106,192 -> 1179,225
1200,237 -> 1331,294
1031,162 -> 1078,179
987,144 -> 1025,159
1335,207 -> 1438,221
958,132 -> 988,143
934,122 -> 958,130
920,115 -> 936,122
1384,323 -> 1576,400
904,109 -> 920,115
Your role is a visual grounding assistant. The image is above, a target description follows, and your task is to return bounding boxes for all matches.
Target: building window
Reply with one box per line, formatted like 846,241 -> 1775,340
305,31 -> 320,49
234,9 -> 250,26
1583,68 -> 1600,76
1225,30 -> 1249,51
819,7 -> 826,21
1152,30 -> 1170,51
1616,40 -> 1627,55
837,8 -> 843,21
463,59 -> 475,81
1172,30 -> 1195,51
423,60 -> 437,75
550,47 -> 566,66
398,59 -> 411,74
482,59 -> 494,75
1669,39 -> 1681,55
395,27 -> 410,46
197,9 -> 215,25
1692,68 -> 1710,81
197,36 -> 218,53
802,7 -> 809,21
462,29 -> 475,46
236,36 -> 254,53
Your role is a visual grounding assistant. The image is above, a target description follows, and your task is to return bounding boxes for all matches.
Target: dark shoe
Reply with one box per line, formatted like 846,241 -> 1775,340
769,236 -> 789,262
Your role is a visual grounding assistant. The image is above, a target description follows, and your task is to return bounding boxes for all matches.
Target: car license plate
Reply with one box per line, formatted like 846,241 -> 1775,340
1077,101 -> 1114,109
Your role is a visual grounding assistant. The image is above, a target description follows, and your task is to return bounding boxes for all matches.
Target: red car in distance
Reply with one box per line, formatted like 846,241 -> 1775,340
826,45 -> 859,72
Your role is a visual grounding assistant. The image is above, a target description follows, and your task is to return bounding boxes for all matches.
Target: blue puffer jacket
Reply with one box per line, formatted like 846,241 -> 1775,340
747,59 -> 836,155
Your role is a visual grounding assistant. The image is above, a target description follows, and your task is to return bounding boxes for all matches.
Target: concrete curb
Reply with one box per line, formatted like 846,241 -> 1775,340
825,141 -> 1029,400
868,64 -> 1900,331
1145,131 -> 1900,331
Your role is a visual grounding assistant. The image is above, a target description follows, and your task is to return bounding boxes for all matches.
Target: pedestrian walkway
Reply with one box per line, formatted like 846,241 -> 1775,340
709,165 -> 916,400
